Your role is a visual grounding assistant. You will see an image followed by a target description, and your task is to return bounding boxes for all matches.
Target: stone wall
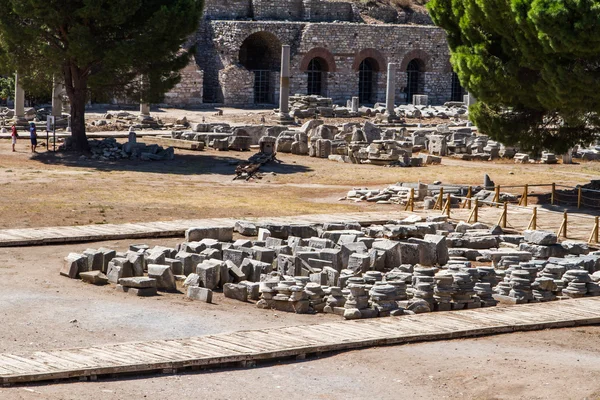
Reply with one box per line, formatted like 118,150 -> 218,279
252,0 -> 304,21
302,0 -> 356,22
202,0 -> 356,22
198,20 -> 454,106
219,66 -> 254,105
204,0 -> 251,20
163,59 -> 204,106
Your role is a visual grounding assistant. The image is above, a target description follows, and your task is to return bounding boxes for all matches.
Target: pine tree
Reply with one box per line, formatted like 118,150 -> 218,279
428,0 -> 600,154
0,0 -> 204,151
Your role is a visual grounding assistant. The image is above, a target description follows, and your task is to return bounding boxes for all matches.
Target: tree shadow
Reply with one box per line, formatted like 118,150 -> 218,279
30,149 -> 312,177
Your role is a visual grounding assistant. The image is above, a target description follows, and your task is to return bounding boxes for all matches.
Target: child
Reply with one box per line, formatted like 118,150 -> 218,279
11,123 -> 17,152
29,122 -> 37,153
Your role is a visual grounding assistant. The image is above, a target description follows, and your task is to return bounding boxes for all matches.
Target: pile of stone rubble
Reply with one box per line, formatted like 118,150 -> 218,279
288,96 -> 470,120
61,136 -> 175,161
88,111 -> 167,131
61,215 -> 600,320
342,182 -> 519,207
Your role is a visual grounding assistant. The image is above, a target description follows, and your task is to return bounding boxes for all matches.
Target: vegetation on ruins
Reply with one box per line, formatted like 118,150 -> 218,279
428,0 -> 600,154
0,0 -> 204,151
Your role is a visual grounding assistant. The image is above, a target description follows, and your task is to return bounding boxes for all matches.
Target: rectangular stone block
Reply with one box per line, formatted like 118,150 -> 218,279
226,260 -> 246,283
187,286 -> 213,302
147,264 -> 177,291
185,226 -> 233,242
118,277 -> 157,289
239,281 -> 260,300
223,248 -> 245,267
399,242 -> 421,265
372,240 -> 401,268
83,249 -> 103,271
196,260 -> 222,290
98,248 -> 116,273
165,258 -> 184,275
61,253 -> 87,279
318,248 -> 342,272
126,251 -> 145,276
223,283 -> 248,302
277,254 -> 302,276
348,253 -> 371,273
79,271 -> 108,285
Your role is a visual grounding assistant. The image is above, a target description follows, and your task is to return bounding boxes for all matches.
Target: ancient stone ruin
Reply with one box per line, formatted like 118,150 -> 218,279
61,216 -> 600,320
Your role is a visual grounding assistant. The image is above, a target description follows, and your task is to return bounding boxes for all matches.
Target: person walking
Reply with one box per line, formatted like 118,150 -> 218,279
10,123 -> 18,152
29,122 -> 37,153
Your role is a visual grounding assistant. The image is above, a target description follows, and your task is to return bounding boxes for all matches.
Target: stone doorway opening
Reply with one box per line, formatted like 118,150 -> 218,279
359,58 -> 378,104
405,59 -> 425,104
239,31 -> 282,104
451,72 -> 465,102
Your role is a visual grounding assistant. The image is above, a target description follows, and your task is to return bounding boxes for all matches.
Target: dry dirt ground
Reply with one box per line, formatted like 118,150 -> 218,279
1,108 -> 600,399
0,121 -> 599,229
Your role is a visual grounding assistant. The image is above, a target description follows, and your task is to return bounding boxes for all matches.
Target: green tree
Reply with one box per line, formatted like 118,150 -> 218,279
0,0 -> 204,151
428,0 -> 600,154
0,75 -> 14,102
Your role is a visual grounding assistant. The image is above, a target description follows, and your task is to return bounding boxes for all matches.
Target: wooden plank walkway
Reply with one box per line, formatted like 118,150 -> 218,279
0,211 -> 406,247
2,297 -> 600,385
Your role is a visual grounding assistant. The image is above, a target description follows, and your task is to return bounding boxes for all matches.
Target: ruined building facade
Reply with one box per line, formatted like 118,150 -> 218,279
164,0 -> 463,107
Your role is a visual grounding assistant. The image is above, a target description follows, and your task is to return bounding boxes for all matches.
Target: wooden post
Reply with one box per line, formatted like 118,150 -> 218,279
557,211 -> 568,238
523,184 -> 528,207
405,188 -> 415,212
435,187 -> 444,210
468,199 -> 479,223
467,186 -> 472,210
528,207 -> 537,230
551,183 -> 555,205
589,216 -> 599,244
446,193 -> 451,217
578,187 -> 582,209
493,185 -> 500,208
501,202 -> 508,228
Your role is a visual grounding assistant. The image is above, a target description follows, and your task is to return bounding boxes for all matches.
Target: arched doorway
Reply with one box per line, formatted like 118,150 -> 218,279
405,59 -> 424,104
239,32 -> 281,104
451,72 -> 465,102
307,58 -> 326,96
359,58 -> 377,104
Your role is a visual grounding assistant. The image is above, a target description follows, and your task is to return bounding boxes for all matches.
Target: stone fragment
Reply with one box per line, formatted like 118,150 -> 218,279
126,251 -> 145,276
196,260 -> 222,290
239,281 -> 261,300
118,277 -> 157,288
234,221 -> 258,236
524,230 -> 558,245
187,286 -> 213,303
225,260 -> 246,283
185,226 -> 233,242
223,283 -> 248,302
83,249 -> 103,271
147,264 -> 177,291
183,273 -> 200,288
61,253 -> 87,279
79,271 -> 109,285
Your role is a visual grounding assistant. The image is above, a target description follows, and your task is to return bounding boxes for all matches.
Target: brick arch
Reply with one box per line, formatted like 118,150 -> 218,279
299,48 -> 337,72
399,49 -> 431,72
352,49 -> 386,72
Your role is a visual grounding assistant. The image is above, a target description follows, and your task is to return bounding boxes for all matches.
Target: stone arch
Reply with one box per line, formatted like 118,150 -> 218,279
399,49 -> 430,72
238,31 -> 282,71
352,48 -> 386,72
299,48 -> 337,72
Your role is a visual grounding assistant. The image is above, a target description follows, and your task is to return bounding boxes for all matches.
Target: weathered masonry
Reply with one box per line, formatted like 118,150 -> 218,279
167,0 -> 463,107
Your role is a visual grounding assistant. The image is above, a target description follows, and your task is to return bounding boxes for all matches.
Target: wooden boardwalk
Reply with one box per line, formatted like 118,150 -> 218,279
0,211 -> 405,247
2,297 -> 600,385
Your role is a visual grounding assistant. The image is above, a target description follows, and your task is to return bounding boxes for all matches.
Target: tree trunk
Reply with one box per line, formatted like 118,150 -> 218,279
63,63 -> 90,152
